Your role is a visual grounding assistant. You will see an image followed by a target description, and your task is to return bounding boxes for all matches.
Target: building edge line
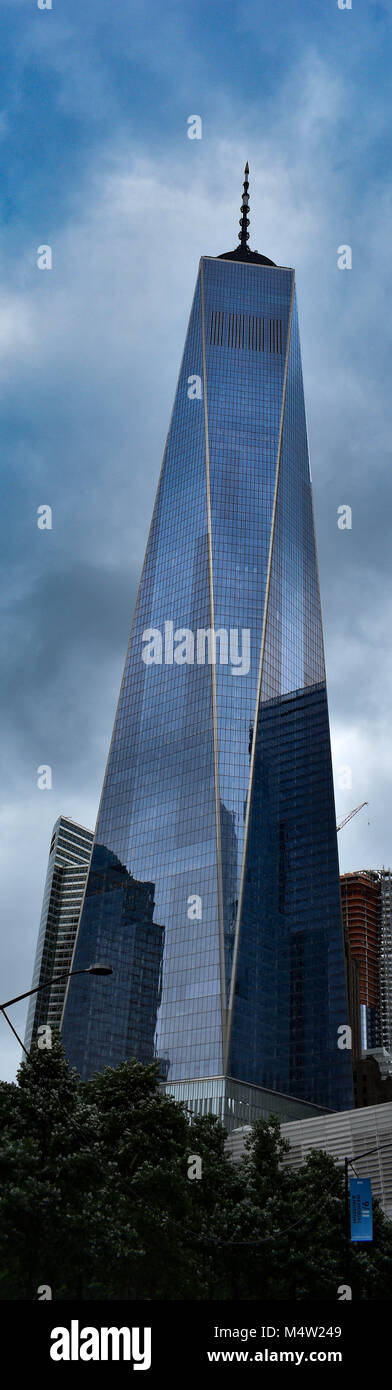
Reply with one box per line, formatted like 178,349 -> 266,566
60,270 -> 202,1034
224,270 -> 296,1071
200,257 -> 228,1062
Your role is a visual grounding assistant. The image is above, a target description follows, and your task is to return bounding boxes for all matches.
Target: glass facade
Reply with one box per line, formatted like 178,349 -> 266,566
25,816 -> 93,1050
61,250 -> 353,1115
169,1075 -> 326,1133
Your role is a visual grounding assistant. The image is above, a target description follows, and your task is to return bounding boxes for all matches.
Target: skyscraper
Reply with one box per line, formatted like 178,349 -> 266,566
341,868 -> 392,1056
379,870 -> 392,1052
25,816 -> 93,1050
61,167 -> 353,1124
340,870 -> 380,1053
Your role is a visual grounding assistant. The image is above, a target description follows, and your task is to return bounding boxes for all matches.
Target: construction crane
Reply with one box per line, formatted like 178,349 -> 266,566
336,801 -> 368,833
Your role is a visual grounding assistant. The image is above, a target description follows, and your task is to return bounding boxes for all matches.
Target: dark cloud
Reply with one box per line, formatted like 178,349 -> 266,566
1,561 -> 137,762
1,2 -> 392,1076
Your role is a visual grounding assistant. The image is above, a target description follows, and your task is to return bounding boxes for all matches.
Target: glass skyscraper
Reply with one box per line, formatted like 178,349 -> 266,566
25,816 -> 93,1050
61,167 -> 353,1126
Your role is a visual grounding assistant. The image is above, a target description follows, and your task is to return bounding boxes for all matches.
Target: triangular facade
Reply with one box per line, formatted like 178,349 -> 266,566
62,248 -> 353,1121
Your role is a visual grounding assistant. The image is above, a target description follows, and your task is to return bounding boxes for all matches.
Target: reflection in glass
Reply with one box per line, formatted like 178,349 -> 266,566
62,253 -> 353,1115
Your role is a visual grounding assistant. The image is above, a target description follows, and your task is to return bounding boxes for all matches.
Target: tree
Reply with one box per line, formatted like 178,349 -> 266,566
0,1038 -> 110,1298
1,1045 -> 392,1300
83,1059 -> 200,1298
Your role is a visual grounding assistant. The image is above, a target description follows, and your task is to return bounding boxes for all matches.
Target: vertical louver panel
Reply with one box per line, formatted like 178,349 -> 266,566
209,310 -> 283,352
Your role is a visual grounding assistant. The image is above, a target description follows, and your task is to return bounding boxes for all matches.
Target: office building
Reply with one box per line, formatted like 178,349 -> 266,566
25,816 -> 93,1050
61,167 -> 353,1123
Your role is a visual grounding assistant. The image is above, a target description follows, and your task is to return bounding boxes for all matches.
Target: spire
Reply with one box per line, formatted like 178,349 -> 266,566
218,163 -> 276,267
239,161 -> 250,249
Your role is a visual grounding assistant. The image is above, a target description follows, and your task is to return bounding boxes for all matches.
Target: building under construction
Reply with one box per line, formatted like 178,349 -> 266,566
340,868 -> 392,1104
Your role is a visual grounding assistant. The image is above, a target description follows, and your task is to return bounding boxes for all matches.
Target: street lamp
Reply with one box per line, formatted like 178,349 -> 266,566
0,963 -> 113,1058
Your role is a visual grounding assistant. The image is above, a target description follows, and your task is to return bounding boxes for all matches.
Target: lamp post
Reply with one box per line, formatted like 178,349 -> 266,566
0,963 -> 113,1058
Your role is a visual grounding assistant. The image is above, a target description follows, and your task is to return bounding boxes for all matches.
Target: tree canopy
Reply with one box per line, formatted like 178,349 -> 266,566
1,1038 -> 391,1300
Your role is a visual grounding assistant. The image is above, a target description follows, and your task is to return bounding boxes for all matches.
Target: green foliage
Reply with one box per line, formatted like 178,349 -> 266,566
0,1040 -> 391,1300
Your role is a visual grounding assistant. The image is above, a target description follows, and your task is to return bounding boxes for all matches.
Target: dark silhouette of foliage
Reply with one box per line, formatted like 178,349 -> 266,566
1,1039 -> 391,1300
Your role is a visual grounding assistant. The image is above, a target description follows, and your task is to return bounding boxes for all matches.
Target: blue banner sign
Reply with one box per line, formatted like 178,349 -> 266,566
350,1178 -> 373,1242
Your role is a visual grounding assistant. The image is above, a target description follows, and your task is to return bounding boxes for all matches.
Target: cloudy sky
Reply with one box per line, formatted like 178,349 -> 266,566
1,0 -> 392,1080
